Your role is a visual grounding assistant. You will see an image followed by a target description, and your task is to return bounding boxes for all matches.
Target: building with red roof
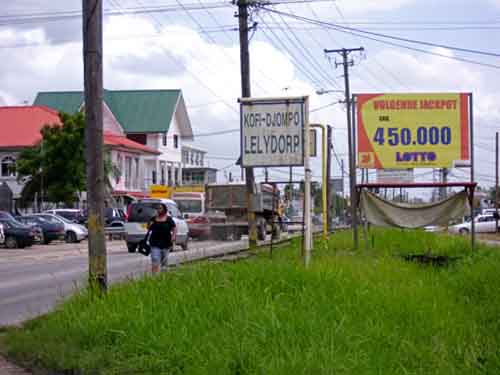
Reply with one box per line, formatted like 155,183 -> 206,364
0,105 -> 160,201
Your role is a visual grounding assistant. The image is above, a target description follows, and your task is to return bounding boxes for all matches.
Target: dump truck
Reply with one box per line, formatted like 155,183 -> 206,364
205,183 -> 281,241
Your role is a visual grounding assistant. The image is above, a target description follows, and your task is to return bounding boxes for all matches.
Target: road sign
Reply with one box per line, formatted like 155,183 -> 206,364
356,93 -> 471,169
330,178 -> 344,193
376,169 -> 414,183
240,97 -> 307,167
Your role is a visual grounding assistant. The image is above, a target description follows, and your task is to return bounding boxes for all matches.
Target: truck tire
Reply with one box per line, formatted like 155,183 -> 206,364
272,223 -> 281,240
127,243 -> 137,253
257,221 -> 267,241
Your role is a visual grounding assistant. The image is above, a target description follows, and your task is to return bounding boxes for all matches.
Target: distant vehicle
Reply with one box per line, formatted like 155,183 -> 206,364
44,209 -> 86,224
172,192 -> 225,240
125,199 -> 189,253
31,213 -> 88,243
0,218 -> 36,248
449,214 -> 499,234
205,184 -> 282,241
423,225 -> 444,233
16,215 -> 65,244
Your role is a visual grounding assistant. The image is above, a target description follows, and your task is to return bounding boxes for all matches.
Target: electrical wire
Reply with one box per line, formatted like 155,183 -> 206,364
258,7 -> 500,70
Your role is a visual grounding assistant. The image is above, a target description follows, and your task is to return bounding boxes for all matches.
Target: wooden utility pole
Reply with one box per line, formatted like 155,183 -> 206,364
83,0 -> 107,291
236,0 -> 257,247
324,47 -> 364,249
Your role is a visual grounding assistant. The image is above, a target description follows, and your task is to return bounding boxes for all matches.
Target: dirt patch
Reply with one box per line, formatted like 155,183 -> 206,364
402,254 -> 461,267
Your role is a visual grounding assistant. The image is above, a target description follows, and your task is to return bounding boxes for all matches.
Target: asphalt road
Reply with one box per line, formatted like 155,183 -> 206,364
0,238 -> 250,326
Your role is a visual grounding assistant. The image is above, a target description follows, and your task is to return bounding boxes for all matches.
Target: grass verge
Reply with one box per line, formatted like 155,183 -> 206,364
3,228 -> 500,374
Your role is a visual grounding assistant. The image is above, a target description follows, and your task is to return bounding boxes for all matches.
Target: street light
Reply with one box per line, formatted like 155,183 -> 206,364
316,89 -> 344,95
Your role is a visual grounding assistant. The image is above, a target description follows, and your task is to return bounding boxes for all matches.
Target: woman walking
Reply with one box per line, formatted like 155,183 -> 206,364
148,203 -> 176,274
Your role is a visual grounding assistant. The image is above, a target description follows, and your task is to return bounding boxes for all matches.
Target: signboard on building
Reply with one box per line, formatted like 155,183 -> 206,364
376,169 -> 414,183
356,93 -> 471,169
240,96 -> 308,167
150,185 -> 171,198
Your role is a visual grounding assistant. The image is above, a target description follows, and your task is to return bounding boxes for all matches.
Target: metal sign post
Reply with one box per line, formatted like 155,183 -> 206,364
304,106 -> 312,266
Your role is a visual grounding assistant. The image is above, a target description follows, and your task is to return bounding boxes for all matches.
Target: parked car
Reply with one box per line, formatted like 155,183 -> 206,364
1,211 -> 42,243
31,213 -> 88,243
104,207 -> 126,227
16,215 -> 65,244
124,199 -> 189,252
0,223 -> 5,245
44,209 -> 86,224
0,218 -> 36,248
449,214 -> 499,234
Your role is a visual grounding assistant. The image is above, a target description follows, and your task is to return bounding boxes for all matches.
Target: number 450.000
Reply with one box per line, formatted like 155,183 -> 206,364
372,126 -> 451,147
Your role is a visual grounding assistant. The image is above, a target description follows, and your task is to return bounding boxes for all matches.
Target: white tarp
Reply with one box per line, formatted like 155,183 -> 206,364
360,190 -> 469,228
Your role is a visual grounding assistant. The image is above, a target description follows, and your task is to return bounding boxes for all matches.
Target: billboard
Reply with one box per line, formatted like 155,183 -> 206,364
356,93 -> 470,169
240,97 -> 308,167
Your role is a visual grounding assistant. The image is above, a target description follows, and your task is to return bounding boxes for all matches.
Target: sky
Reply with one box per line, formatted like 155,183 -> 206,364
1,0 -> 499,199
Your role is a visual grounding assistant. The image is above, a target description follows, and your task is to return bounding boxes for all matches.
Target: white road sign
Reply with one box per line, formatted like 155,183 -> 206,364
376,169 -> 414,183
240,97 -> 307,167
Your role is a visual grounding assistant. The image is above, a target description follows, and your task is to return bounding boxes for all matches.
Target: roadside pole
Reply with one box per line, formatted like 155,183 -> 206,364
324,47 -> 363,249
311,124 -> 328,239
304,102 -> 312,267
236,0 -> 257,248
326,125 -> 333,232
82,0 -> 107,291
496,132 -> 499,233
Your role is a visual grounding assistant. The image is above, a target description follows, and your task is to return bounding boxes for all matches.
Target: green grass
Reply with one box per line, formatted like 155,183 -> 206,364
3,228 -> 500,374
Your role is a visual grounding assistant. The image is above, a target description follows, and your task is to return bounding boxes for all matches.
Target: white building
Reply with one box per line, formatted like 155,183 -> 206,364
34,89 -> 194,197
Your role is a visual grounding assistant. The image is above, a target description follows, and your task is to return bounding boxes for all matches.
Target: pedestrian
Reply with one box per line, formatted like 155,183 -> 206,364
148,203 -> 176,274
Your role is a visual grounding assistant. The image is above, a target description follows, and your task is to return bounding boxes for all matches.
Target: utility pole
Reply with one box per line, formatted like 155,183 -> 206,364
83,0 -> 107,291
341,158 -> 345,222
326,125 -> 333,231
496,132 -> 499,233
236,0 -> 257,247
324,47 -> 363,249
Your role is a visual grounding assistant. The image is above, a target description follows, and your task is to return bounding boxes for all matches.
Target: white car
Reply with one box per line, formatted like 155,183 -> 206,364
32,213 -> 88,243
449,214 -> 499,235
124,199 -> 189,252
0,223 -> 4,244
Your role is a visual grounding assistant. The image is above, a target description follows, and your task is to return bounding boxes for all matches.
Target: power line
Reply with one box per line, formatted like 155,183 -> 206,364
259,7 -> 500,70
332,3 -> 410,91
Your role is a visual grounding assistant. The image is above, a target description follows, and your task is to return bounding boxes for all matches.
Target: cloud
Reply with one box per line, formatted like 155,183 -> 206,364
334,0 -> 416,13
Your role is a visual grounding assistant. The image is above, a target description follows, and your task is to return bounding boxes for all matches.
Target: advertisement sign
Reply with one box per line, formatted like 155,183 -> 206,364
356,93 -> 470,169
240,97 -> 307,167
376,169 -> 414,183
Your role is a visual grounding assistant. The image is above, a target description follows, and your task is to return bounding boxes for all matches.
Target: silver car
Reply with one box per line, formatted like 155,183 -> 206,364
32,213 -> 88,243
124,199 -> 189,252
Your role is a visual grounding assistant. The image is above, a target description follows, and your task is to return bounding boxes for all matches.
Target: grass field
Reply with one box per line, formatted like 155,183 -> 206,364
2,229 -> 500,374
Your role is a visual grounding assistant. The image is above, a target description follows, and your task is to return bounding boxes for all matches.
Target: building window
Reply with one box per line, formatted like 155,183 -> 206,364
124,157 -> 132,189
1,156 -> 15,177
200,154 -> 204,167
162,132 -> 167,146
161,164 -> 165,185
173,134 -> 179,149
133,158 -> 140,189
195,153 -> 200,166
190,152 -> 194,165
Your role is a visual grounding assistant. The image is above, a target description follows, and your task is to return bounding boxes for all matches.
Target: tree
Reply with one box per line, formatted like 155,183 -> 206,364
17,112 -> 86,207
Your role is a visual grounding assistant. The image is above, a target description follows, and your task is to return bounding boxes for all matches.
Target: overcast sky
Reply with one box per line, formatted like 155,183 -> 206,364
1,0 -> 499,197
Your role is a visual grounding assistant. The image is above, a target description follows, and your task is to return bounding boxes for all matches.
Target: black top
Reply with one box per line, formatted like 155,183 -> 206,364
148,216 -> 176,249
